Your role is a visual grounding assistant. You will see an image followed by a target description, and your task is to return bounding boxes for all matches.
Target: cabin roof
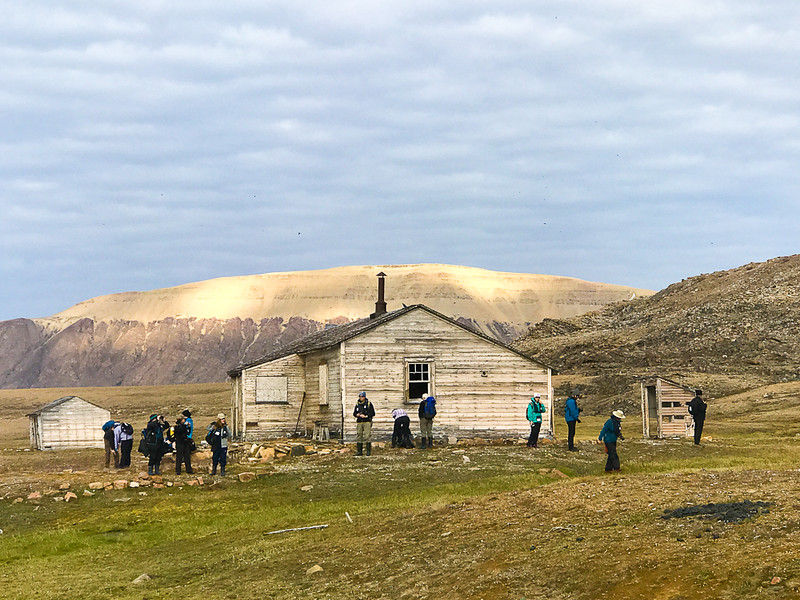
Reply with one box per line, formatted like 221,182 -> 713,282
27,395 -> 108,416
228,304 -> 551,377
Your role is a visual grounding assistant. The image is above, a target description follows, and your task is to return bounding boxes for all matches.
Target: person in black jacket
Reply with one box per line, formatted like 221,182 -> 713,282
173,415 -> 194,475
687,389 -> 707,445
353,392 -> 375,456
391,408 -> 414,449
144,414 -> 165,476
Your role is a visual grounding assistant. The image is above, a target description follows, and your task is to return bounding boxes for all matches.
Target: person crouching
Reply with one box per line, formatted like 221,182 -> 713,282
391,408 -> 414,449
598,410 -> 625,472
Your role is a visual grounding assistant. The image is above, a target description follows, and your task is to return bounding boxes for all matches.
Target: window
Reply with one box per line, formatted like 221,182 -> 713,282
256,376 -> 288,404
407,362 -> 431,401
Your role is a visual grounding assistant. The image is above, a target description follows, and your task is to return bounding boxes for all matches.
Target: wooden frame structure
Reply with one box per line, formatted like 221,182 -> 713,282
640,376 -> 696,439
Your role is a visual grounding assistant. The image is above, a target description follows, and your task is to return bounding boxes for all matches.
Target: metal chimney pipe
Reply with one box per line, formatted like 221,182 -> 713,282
371,271 -> 387,318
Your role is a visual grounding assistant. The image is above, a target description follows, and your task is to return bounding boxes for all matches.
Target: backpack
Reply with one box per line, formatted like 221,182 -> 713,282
145,425 -> 161,446
103,427 -> 115,442
101,420 -> 115,432
205,429 -> 217,446
423,396 -> 437,419
121,422 -> 134,435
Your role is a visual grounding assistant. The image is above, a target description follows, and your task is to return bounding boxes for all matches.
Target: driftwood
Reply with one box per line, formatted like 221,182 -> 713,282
264,524 -> 329,536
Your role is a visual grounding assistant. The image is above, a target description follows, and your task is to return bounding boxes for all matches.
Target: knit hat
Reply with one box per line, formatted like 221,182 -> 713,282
182,409 -> 192,417
217,412 -> 226,419
612,410 -> 625,419
358,391 -> 366,397
149,414 -> 158,421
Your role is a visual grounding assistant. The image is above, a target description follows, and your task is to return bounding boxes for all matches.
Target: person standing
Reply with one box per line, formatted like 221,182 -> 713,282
687,389 -> 707,445
144,414 -> 165,476
564,391 -> 582,451
391,408 -> 414,449
173,415 -> 194,475
599,410 -> 625,472
114,421 -> 134,469
526,393 -> 546,448
182,409 -> 194,442
418,392 -> 437,449
102,420 -> 119,469
208,413 -> 231,476
353,392 -> 375,456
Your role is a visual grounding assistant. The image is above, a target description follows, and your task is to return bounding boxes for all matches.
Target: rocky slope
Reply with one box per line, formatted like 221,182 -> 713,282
514,254 -> 800,395
0,264 -> 650,389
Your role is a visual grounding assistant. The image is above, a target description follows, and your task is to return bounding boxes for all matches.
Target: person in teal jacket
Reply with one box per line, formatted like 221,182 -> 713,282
564,391 -> 582,451
526,393 -> 546,448
599,410 -> 625,472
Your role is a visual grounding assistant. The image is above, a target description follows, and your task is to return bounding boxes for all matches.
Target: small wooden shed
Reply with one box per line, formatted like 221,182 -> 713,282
28,396 -> 111,450
640,376 -> 696,439
228,304 -> 553,441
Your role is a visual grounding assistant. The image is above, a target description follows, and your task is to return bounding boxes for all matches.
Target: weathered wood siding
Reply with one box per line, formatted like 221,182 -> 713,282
340,309 -> 551,439
30,397 -> 110,450
641,378 -> 695,438
238,354 -> 306,439
301,347 -> 344,437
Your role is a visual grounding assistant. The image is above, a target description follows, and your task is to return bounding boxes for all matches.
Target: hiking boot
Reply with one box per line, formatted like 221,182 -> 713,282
366,443 -> 372,456
148,466 -> 153,476
211,467 -> 217,476
428,437 -> 433,448
155,466 -> 161,475
220,468 -> 226,477
356,443 -> 363,456
420,437 -> 427,450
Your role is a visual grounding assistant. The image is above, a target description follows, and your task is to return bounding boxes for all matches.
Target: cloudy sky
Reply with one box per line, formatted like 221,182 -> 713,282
2,1 -> 799,321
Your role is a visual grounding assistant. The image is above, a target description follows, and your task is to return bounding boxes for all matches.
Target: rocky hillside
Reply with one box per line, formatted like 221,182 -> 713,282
514,255 -> 800,401
0,264 -> 650,389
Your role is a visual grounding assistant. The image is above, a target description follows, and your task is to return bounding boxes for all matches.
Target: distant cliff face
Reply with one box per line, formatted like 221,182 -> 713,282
0,264 -> 651,388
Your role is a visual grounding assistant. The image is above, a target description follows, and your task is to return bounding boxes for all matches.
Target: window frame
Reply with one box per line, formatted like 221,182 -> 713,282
255,375 -> 289,404
404,359 -> 434,404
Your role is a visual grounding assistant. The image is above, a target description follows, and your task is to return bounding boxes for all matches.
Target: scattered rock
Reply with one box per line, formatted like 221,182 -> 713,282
462,455 -> 471,463
129,481 -> 140,488
150,475 -> 163,484
27,492 -> 41,501
238,472 -> 257,482
441,531 -> 452,537
771,577 -> 782,585
59,483 -> 71,490
131,573 -> 151,585
13,497 -> 23,504
306,565 -> 323,575
113,480 -> 128,490
290,445 -> 306,457
152,483 -> 165,489
114,497 -> 131,502
88,482 -> 105,490
83,490 -> 95,497
187,479 -> 200,487
300,485 -> 313,492
64,492 -> 78,502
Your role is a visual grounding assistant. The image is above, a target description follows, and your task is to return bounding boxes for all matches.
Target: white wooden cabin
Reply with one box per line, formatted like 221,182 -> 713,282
228,304 -> 553,441
640,376 -> 696,439
28,396 -> 111,450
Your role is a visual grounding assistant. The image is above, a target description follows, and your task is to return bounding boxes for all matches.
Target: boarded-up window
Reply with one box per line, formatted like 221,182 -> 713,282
319,364 -> 329,405
256,376 -> 288,404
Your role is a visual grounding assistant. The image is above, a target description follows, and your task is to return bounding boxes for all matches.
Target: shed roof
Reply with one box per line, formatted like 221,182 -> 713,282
637,375 -> 697,394
228,304 -> 551,377
27,395 -> 108,417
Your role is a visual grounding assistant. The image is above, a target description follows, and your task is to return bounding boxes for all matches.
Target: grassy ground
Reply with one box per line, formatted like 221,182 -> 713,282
2,383 -> 800,599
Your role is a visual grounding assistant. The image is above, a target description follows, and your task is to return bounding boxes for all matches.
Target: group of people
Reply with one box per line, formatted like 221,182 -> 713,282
353,392 -> 438,456
103,409 -> 232,477
555,388 -> 708,472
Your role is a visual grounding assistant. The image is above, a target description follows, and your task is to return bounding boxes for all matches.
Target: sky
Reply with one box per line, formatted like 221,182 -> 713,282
2,1 -> 800,321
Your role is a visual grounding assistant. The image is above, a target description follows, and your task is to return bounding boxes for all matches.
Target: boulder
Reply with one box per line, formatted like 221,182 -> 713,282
27,492 -> 42,501
131,574 -> 151,585
113,480 -> 128,490
129,481 -> 140,488
289,445 -> 306,457
88,482 -> 105,490
238,472 -> 257,482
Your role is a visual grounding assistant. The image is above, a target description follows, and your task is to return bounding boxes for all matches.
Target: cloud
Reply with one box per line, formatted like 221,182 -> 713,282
1,1 -> 800,320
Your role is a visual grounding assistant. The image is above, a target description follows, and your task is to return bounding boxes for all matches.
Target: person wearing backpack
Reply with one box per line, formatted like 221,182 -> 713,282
144,414 -> 165,476
418,393 -> 437,449
353,392 -> 375,456
207,413 -> 231,476
102,420 -> 119,469
599,410 -> 625,472
173,415 -> 194,475
526,393 -> 546,448
114,421 -> 134,469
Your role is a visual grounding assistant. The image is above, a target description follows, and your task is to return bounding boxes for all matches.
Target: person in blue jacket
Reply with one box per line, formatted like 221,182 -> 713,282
599,410 -> 625,472
526,393 -> 546,448
564,391 -> 582,451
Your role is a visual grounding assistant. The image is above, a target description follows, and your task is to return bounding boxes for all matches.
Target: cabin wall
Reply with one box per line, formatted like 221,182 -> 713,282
301,347 -> 344,437
30,398 -> 110,450
238,354 -> 306,439
340,310 -> 551,439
